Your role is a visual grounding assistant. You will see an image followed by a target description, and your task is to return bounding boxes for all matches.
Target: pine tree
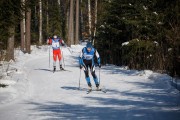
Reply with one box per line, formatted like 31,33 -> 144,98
25,0 -> 32,54
96,0 -> 180,76
0,0 -> 22,60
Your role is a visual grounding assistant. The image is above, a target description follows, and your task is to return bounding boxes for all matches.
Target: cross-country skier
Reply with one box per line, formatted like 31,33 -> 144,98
79,42 -> 101,91
47,35 -> 65,72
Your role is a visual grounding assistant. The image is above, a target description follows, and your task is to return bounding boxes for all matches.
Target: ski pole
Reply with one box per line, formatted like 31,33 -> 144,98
49,45 -> 50,68
79,68 -> 81,90
62,51 -> 65,68
60,46 -> 65,68
99,66 -> 101,85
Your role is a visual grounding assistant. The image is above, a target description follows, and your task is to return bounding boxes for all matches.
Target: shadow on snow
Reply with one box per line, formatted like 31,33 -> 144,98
101,65 -> 141,76
25,82 -> 180,120
26,96 -> 180,120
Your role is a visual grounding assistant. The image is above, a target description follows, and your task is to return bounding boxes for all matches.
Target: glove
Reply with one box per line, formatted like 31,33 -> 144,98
97,58 -> 101,67
80,65 -> 83,69
79,58 -> 84,65
97,58 -> 100,64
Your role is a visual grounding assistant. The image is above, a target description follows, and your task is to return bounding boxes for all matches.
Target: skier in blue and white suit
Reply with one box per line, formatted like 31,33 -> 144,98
79,42 -> 101,90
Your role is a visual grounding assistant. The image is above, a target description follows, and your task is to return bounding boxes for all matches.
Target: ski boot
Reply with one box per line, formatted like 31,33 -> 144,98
53,66 -> 56,72
96,83 -> 100,91
87,82 -> 92,93
88,83 -> 92,90
60,65 -> 64,70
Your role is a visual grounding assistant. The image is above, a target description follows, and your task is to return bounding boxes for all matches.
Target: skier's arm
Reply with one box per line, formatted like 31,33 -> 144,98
47,39 -> 52,45
79,49 -> 83,58
79,49 -> 84,69
60,39 -> 65,46
46,39 -> 49,45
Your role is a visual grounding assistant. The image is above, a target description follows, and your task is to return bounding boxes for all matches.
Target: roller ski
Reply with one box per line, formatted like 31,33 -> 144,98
60,65 -> 64,70
86,85 -> 92,94
53,66 -> 56,73
53,65 -> 67,73
86,83 -> 107,94
86,88 -> 107,94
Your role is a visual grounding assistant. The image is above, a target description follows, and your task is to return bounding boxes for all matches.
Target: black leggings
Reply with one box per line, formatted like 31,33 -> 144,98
83,60 -> 97,78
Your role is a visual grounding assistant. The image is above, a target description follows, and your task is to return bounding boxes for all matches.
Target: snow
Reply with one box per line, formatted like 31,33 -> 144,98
122,41 -> 129,46
153,41 -> 159,46
153,11 -> 158,15
0,44 -> 180,120
143,6 -> 148,10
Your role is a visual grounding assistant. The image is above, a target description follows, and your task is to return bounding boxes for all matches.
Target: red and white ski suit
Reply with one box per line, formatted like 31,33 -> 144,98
47,38 -> 64,66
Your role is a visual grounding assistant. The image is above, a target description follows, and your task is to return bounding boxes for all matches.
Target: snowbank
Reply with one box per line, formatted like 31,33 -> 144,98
0,44 -> 180,120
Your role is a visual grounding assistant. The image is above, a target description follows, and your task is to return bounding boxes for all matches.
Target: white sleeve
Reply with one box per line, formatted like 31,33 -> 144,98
80,49 -> 83,58
95,49 -> 100,58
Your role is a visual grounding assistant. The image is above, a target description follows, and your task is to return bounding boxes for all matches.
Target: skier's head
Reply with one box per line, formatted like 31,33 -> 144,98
53,35 -> 57,39
86,42 -> 92,52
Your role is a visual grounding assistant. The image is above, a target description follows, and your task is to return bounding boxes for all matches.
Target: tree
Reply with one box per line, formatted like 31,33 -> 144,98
0,0 -> 22,60
95,0 -> 180,76
7,27 -> 15,61
25,4 -> 31,54
46,0 -> 49,38
88,0 -> 92,38
67,0 -> 74,46
20,0 -> 26,52
92,0 -> 97,45
39,0 -> 42,45
75,0 -> 80,44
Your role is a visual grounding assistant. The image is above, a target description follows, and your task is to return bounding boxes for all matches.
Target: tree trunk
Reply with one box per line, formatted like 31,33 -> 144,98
75,0 -> 79,44
80,0 -> 84,41
46,0 -> 49,37
88,0 -> 92,39
20,0 -> 25,51
66,7 -> 70,45
70,0 -> 74,45
92,0 -> 97,45
26,7 -> 31,54
67,0 -> 74,46
7,27 -> 15,61
39,0 -> 42,45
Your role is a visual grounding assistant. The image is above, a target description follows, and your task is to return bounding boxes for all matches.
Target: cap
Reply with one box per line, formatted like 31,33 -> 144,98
86,42 -> 92,48
53,35 -> 57,39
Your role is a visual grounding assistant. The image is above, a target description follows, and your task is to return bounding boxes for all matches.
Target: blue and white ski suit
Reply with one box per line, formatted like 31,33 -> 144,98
79,47 -> 100,87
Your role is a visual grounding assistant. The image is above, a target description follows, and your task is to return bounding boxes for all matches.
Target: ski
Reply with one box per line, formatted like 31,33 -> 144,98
52,69 -> 71,73
95,88 -> 107,93
60,69 -> 72,72
86,88 -> 107,94
86,89 -> 92,94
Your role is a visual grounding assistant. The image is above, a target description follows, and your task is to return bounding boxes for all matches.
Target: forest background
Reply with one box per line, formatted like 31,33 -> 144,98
0,0 -> 179,77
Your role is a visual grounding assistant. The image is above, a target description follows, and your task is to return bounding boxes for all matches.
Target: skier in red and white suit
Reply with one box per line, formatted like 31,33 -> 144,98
47,35 -> 65,71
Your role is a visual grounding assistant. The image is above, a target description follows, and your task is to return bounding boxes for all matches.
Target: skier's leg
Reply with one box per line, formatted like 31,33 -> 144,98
84,66 -> 92,88
83,60 -> 92,90
58,49 -> 63,70
59,60 -> 63,70
91,65 -> 99,88
53,50 -> 57,71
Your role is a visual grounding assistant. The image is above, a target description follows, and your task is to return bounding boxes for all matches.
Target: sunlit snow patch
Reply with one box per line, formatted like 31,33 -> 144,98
0,80 -> 16,86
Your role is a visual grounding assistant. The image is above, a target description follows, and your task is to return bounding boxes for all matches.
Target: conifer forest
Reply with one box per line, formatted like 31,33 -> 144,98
0,0 -> 179,77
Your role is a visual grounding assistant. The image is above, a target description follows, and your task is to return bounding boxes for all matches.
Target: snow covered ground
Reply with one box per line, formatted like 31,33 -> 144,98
0,44 -> 180,120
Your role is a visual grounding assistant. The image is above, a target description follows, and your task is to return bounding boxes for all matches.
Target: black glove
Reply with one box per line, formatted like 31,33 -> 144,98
80,65 -> 83,69
99,64 -> 101,68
